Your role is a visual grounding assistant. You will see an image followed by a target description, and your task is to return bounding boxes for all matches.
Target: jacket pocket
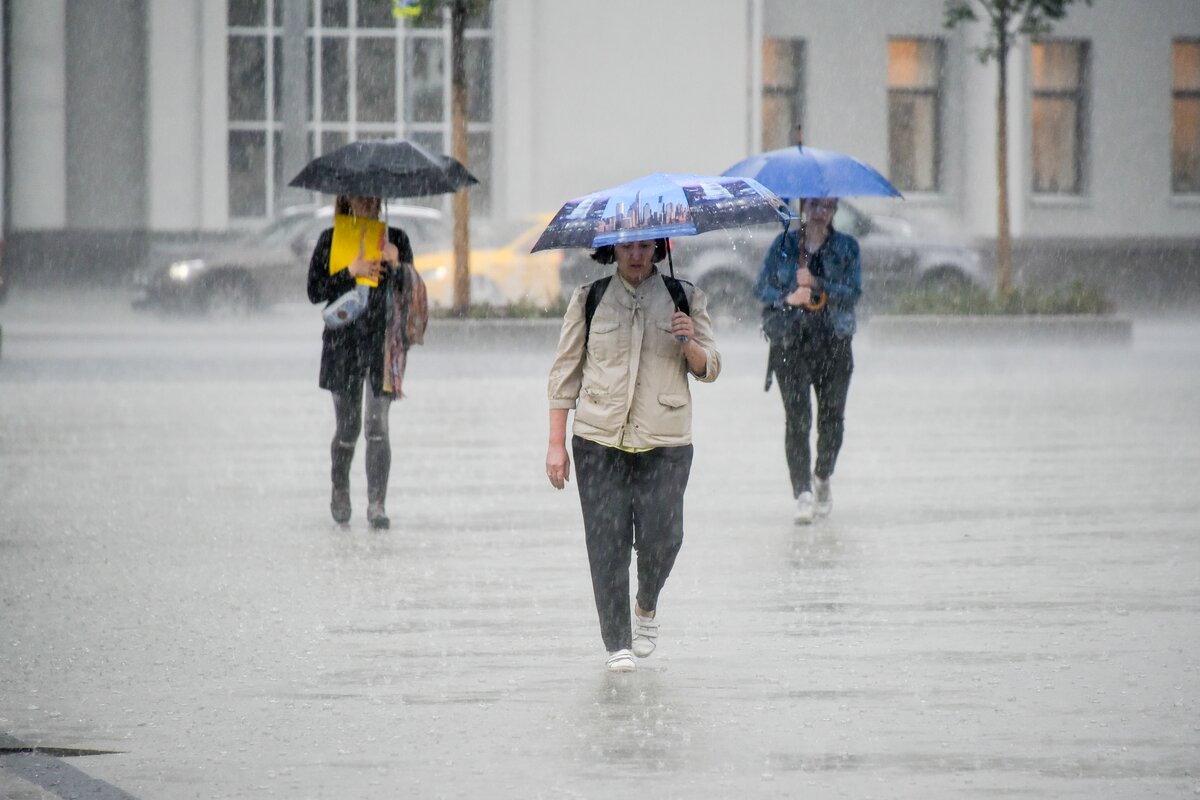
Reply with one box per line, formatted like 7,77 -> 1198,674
657,393 -> 689,408
587,316 -> 622,362
655,392 -> 691,437
654,321 -> 683,357
576,385 -> 620,429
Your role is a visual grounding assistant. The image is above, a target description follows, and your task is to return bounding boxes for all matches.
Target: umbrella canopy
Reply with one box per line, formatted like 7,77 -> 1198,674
288,139 -> 478,198
722,145 -> 902,200
531,172 -> 789,253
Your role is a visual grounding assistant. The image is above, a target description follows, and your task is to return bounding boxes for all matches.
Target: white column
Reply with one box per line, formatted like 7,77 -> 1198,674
199,0 -> 229,229
147,0 -> 203,230
10,0 -> 67,230
961,21 -> 997,238
494,0 -> 536,217
748,0 -> 763,155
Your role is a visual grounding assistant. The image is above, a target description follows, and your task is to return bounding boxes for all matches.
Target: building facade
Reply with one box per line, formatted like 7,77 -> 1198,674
3,0 -> 1198,278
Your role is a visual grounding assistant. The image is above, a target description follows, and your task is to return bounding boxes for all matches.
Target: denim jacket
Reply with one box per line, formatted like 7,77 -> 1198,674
754,227 -> 862,339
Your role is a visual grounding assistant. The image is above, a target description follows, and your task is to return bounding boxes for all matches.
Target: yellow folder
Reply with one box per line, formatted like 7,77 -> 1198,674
329,214 -> 386,287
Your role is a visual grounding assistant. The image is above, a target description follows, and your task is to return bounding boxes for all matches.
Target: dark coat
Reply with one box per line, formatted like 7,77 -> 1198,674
306,226 -> 413,395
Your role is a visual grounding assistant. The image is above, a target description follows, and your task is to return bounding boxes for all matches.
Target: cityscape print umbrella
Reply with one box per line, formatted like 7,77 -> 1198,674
289,138 -> 478,198
530,172 -> 790,258
722,144 -> 902,200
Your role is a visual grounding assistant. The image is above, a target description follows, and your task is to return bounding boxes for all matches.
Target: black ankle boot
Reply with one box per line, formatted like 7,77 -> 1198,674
331,485 -> 351,524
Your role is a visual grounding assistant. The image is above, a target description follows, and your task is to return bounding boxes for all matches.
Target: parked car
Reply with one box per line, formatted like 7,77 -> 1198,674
559,201 -> 987,326
415,214 -> 561,310
132,204 -> 450,313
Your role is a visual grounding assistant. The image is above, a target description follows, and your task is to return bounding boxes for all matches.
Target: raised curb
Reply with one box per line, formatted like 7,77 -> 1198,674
424,317 -> 562,348
863,314 -> 1133,346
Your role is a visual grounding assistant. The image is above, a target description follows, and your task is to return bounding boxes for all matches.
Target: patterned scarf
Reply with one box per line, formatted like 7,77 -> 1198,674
382,262 -> 428,397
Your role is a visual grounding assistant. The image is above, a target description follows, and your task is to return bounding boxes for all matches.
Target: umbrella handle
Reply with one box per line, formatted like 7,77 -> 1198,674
800,292 -> 827,312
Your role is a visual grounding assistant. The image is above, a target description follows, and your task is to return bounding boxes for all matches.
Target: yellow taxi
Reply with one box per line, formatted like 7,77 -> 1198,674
415,214 -> 561,309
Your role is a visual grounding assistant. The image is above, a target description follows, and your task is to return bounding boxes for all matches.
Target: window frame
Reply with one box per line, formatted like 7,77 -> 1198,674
1030,38 -> 1090,197
760,37 -> 805,152
886,36 -> 944,194
226,0 -> 493,223
1171,38 -> 1200,195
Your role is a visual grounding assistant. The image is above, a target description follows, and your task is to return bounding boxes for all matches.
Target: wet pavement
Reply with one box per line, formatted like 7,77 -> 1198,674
1,289 -> 1198,799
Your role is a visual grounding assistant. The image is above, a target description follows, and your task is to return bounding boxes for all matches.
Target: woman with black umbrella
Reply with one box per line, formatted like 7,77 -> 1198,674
307,194 -> 425,529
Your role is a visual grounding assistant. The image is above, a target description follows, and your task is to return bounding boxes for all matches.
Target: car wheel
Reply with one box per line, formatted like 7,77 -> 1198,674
700,272 -> 758,330
203,272 -> 260,315
919,267 -> 973,294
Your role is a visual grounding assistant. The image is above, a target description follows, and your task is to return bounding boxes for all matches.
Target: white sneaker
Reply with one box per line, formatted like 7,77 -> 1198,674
606,648 -> 636,672
794,491 -> 815,525
813,476 -> 833,517
632,614 -> 659,658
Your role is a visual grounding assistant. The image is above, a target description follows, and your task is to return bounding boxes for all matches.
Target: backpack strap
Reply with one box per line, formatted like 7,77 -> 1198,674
583,273 -> 694,347
582,276 -> 613,349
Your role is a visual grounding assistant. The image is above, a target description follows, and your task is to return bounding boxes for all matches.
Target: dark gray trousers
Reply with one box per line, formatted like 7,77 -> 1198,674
331,378 -> 393,506
772,333 -> 853,497
572,435 -> 693,653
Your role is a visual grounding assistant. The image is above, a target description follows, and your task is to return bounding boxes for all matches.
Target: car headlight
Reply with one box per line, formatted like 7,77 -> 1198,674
168,259 -> 206,282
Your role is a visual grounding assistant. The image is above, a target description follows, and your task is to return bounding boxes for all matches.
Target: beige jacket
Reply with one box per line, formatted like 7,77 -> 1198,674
547,272 -> 721,448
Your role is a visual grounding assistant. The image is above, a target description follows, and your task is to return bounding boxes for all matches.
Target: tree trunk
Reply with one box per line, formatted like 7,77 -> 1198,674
450,2 -> 471,315
995,19 -> 1013,298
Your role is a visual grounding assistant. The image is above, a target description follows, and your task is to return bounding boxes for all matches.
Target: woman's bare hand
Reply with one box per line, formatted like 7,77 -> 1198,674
786,286 -> 814,307
546,444 -> 571,490
348,229 -> 383,282
670,310 -> 694,340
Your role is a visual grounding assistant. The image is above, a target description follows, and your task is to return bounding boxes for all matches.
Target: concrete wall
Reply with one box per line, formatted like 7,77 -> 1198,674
763,0 -> 1200,241
497,0 -> 753,219
1018,0 -> 1200,239
5,0 -> 1196,264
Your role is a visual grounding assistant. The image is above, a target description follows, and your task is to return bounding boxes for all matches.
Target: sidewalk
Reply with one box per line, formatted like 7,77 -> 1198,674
1,295 -> 1198,798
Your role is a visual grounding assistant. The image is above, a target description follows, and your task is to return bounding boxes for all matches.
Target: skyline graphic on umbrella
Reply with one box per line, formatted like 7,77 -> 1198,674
722,144 -> 902,201
530,173 -> 790,261
289,138 -> 478,198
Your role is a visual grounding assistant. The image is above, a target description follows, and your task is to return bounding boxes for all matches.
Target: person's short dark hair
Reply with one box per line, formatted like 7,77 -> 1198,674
590,238 -> 669,264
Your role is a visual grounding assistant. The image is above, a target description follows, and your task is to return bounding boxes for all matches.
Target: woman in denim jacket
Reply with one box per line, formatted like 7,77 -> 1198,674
754,197 -> 862,524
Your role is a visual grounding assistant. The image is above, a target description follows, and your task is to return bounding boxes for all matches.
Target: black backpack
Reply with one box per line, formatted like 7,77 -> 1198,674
582,274 -> 692,347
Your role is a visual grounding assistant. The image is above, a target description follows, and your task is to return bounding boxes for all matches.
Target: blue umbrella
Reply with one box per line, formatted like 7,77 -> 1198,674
530,172 -> 789,256
722,145 -> 902,200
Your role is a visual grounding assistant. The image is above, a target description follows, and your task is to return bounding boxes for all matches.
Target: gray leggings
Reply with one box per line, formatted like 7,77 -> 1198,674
330,378 -> 393,505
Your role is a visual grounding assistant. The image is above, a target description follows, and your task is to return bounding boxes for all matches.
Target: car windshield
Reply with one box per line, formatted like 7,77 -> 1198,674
260,213 -> 318,246
397,216 -> 452,254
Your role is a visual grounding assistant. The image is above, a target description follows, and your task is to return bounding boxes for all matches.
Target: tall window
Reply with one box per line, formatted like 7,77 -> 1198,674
1031,40 -> 1088,194
227,0 -> 493,221
761,38 -> 804,151
887,38 -> 942,193
1172,40 -> 1200,194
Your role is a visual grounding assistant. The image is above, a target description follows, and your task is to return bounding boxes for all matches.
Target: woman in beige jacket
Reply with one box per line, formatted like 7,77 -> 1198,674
546,238 -> 721,672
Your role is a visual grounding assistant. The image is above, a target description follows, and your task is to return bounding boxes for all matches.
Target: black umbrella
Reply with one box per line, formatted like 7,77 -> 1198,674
288,138 -> 478,198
